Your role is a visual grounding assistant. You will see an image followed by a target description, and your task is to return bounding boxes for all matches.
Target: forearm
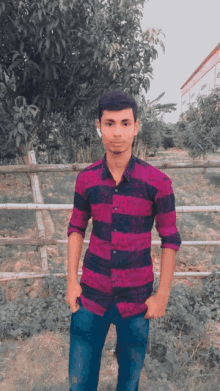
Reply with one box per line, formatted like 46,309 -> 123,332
156,248 -> 176,298
67,232 -> 84,282
144,248 -> 177,318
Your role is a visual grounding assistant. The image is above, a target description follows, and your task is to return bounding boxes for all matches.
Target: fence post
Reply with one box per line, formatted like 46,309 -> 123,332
27,151 -> 49,272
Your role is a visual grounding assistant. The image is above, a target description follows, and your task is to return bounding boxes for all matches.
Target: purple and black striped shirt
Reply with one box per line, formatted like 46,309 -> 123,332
67,152 -> 181,319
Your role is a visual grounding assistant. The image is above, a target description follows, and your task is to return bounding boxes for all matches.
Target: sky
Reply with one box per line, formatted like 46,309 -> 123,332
140,0 -> 220,124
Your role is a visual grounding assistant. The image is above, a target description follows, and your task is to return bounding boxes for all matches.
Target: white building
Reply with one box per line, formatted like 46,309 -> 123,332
180,42 -> 220,114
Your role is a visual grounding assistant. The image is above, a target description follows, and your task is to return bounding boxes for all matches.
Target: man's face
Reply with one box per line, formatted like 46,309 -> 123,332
96,108 -> 139,156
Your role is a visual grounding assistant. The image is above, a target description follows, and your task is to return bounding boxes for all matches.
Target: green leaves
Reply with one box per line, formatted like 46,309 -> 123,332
1,0 -> 166,158
45,38 -> 50,51
6,95 -> 40,152
178,86 -> 220,158
16,132 -> 21,148
11,51 -> 21,62
81,66 -> 90,76
8,60 -> 21,72
0,1 -> 6,16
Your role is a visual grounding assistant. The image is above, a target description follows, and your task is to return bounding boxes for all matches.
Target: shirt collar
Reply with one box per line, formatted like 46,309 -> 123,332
101,152 -> 136,183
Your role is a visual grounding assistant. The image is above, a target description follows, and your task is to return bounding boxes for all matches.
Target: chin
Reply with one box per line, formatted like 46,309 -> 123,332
110,146 -> 124,154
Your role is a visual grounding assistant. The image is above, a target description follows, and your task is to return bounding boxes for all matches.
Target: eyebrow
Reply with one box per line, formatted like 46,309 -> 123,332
104,119 -> 132,122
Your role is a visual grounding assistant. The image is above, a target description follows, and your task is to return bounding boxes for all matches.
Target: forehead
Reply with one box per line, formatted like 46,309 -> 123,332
102,108 -> 134,121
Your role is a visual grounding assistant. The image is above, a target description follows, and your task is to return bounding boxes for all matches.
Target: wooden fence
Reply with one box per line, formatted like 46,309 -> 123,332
0,151 -> 220,282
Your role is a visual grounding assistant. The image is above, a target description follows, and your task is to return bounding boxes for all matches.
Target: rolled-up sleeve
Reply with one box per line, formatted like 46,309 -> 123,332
155,176 -> 181,251
67,172 -> 91,239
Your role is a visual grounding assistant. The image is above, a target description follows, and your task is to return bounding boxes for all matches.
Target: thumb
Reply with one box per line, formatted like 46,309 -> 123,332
72,303 -> 80,313
145,296 -> 154,305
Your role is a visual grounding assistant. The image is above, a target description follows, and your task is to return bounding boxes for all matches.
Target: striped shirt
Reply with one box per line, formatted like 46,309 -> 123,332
67,152 -> 181,319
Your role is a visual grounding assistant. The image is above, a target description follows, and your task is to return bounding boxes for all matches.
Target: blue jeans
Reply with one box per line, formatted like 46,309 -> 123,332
69,297 -> 149,391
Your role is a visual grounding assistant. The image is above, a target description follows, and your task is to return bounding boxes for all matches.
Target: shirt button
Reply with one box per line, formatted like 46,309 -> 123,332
113,250 -> 116,254
115,189 -> 118,192
114,229 -> 117,232
114,207 -> 117,211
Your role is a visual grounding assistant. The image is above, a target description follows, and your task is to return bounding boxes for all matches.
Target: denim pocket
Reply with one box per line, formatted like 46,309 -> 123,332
141,310 -> 148,317
71,298 -> 82,316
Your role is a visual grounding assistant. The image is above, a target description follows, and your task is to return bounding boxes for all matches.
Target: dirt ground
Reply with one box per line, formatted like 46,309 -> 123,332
0,147 -> 220,391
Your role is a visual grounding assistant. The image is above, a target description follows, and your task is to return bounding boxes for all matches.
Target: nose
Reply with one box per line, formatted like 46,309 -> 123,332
113,126 -> 123,136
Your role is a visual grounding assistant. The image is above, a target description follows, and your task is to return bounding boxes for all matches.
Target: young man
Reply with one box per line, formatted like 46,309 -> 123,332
66,91 -> 181,391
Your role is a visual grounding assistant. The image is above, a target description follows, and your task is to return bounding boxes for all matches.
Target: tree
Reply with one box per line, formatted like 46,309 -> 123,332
0,0 -> 165,162
177,87 -> 220,158
133,91 -> 177,157
161,122 -> 176,150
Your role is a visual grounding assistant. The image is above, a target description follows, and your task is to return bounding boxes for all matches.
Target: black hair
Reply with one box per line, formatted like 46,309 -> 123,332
98,90 -> 138,123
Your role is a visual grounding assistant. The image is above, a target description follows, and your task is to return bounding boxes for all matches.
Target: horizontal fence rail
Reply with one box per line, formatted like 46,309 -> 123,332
0,203 -> 220,212
0,271 -> 219,282
0,160 -> 220,173
0,238 -> 220,246
1,157 -> 220,282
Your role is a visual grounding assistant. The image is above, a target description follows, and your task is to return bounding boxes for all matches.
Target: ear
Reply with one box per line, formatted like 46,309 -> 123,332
96,119 -> 100,129
134,119 -> 139,136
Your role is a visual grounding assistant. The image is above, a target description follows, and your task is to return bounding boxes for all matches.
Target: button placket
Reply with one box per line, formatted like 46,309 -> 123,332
112,189 -> 118,257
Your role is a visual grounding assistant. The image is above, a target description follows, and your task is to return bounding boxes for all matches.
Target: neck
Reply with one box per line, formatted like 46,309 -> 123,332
105,147 -> 132,173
